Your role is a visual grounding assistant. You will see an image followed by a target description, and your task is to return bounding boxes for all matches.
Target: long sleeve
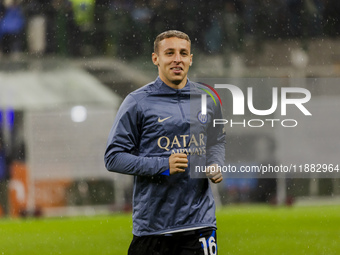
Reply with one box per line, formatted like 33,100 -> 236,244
206,103 -> 226,167
104,94 -> 169,176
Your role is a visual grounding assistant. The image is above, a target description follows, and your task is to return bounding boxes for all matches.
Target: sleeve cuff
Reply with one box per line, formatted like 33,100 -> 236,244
160,169 -> 170,176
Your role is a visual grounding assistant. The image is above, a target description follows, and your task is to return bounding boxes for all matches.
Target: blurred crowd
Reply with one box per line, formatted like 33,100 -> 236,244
0,0 -> 340,59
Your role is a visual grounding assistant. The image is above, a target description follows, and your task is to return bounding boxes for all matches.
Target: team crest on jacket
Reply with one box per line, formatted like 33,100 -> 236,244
197,111 -> 207,124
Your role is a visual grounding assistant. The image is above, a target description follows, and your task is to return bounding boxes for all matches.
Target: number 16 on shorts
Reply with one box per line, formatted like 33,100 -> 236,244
199,230 -> 217,255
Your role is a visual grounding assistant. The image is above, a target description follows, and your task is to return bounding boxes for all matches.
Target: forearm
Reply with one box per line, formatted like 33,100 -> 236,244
206,142 -> 225,167
105,150 -> 169,176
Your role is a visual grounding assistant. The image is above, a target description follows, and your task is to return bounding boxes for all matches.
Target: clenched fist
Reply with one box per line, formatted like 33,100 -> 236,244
206,164 -> 223,183
169,153 -> 188,175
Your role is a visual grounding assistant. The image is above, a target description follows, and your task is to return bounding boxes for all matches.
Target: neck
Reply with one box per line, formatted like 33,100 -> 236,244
160,77 -> 187,90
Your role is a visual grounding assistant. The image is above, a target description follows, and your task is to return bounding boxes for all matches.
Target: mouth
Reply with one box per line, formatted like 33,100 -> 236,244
170,67 -> 183,74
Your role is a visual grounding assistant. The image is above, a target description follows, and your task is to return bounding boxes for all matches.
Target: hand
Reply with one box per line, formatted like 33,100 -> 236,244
169,153 -> 188,175
206,164 -> 223,183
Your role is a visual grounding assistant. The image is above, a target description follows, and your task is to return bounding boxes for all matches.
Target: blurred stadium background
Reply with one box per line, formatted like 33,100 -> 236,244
0,0 -> 339,223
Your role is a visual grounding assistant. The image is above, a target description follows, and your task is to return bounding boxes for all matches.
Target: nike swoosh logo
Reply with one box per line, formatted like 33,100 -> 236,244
158,116 -> 172,123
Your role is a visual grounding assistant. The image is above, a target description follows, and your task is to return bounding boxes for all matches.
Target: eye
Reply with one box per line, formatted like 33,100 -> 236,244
166,52 -> 173,55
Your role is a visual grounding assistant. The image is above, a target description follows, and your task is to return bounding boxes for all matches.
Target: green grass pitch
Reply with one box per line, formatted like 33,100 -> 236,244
0,205 -> 339,255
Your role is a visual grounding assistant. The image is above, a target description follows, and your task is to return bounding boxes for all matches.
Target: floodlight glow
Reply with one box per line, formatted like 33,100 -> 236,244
71,106 -> 87,122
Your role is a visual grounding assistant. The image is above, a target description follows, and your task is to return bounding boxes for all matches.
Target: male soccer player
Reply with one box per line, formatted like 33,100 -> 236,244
105,30 -> 225,255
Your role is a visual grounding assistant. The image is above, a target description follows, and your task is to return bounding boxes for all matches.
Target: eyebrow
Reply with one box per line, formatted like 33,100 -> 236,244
163,48 -> 190,52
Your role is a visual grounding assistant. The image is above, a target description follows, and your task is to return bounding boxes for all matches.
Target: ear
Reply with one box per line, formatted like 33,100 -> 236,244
152,52 -> 159,66
190,54 -> 193,66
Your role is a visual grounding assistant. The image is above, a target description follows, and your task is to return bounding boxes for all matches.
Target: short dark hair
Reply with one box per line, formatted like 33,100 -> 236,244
154,30 -> 191,54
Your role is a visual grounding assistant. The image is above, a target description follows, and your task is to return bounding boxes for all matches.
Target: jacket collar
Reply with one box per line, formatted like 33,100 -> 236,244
154,76 -> 200,95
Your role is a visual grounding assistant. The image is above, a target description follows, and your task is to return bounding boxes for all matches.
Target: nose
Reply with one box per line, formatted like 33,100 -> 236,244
173,52 -> 182,63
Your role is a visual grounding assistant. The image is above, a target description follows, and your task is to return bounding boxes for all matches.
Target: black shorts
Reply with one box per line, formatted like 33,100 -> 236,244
128,227 -> 217,255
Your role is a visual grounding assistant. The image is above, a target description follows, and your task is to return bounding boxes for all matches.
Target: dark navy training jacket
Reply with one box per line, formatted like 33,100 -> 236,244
105,77 -> 225,236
